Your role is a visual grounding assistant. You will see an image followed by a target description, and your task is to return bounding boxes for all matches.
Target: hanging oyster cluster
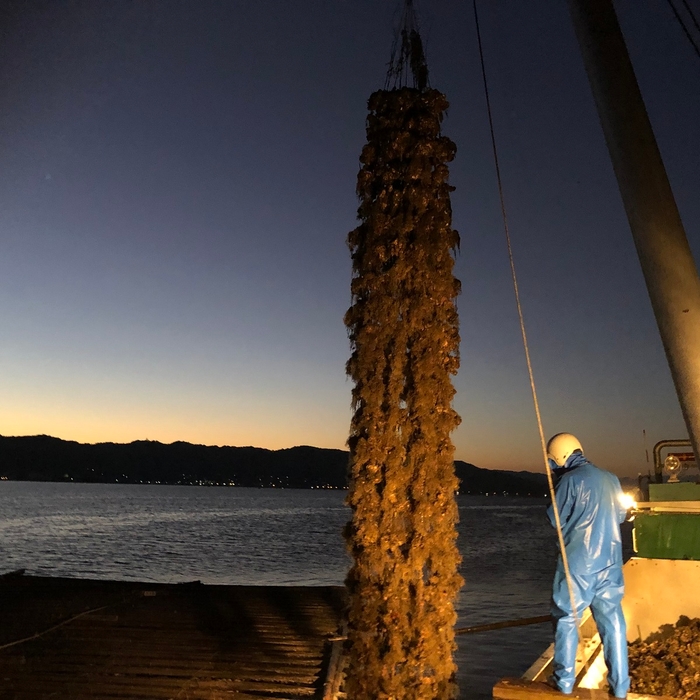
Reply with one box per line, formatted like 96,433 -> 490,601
344,86 -> 463,700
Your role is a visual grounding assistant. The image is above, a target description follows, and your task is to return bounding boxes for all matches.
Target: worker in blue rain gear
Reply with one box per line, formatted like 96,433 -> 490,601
546,432 -> 630,698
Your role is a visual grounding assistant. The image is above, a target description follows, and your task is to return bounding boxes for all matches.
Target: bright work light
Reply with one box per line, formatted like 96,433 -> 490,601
619,492 -> 636,511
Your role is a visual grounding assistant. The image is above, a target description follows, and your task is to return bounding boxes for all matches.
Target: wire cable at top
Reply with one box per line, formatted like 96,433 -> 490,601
665,0 -> 700,61
386,0 -> 430,90
471,0 -> 582,640
681,0 -> 700,34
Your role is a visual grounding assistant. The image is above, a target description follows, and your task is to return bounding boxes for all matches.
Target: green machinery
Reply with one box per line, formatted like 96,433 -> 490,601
619,440 -> 700,646
634,439 -> 700,561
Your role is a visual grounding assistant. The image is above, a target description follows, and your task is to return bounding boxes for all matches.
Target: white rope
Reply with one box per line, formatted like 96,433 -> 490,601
0,603 -> 117,651
472,0 -> 581,640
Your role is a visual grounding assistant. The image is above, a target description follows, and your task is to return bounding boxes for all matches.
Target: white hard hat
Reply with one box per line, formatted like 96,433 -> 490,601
547,433 -> 583,468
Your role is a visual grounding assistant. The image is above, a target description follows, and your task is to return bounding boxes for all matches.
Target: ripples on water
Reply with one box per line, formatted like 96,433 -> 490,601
0,483 -> 352,586
0,481 -> 559,699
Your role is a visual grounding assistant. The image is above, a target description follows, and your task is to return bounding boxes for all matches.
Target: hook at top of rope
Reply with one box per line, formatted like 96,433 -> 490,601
386,0 -> 430,91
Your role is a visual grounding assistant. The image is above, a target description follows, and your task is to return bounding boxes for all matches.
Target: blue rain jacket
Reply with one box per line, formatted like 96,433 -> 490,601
547,453 -> 627,575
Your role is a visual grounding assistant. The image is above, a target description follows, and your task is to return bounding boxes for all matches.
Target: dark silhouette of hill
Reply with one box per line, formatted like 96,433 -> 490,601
453,461 -> 547,496
0,435 -> 547,495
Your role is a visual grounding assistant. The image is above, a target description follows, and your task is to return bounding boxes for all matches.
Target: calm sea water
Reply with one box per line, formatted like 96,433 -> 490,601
0,481 -> 558,699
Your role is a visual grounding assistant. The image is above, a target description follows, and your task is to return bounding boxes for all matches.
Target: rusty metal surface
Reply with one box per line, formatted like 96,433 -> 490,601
0,574 -> 345,699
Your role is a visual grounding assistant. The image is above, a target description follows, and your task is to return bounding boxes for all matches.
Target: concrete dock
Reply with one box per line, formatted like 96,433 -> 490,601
0,571 -> 345,699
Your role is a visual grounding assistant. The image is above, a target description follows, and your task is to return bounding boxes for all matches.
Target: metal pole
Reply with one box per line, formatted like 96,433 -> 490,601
569,0 -> 700,460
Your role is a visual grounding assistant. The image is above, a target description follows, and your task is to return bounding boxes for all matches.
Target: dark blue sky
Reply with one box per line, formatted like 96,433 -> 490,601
1,0 -> 698,474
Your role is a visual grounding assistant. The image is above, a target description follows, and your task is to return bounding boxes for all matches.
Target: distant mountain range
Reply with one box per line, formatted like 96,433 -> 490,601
0,435 -> 549,496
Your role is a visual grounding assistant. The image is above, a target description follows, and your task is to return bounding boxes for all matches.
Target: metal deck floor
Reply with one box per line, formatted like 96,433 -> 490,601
0,573 -> 344,700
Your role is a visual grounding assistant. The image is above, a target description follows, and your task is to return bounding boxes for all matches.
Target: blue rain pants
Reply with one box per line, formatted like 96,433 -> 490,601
551,564 -> 629,697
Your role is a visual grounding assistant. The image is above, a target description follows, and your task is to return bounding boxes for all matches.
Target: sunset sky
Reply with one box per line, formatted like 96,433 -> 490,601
1,1 -> 699,475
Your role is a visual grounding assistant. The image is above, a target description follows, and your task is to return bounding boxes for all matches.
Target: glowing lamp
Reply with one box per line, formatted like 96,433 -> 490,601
619,492 -> 636,511
664,454 -> 682,483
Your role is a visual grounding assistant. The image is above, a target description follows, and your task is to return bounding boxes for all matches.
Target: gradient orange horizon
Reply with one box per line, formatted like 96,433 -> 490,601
0,363 -> 687,476
0,409 -> 664,477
